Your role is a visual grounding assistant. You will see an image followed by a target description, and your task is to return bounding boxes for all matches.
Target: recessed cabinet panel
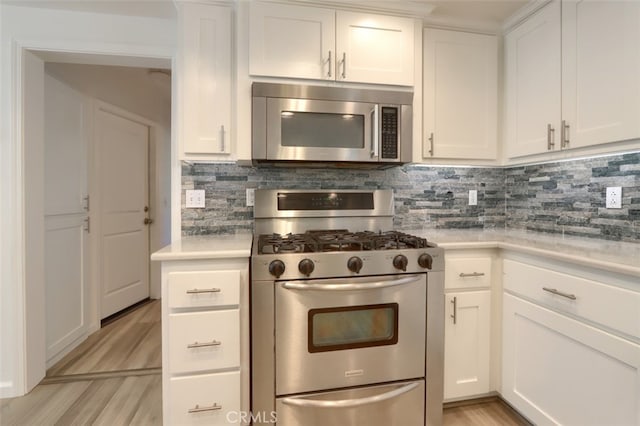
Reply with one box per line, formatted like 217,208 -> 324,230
180,3 -> 231,157
423,29 -> 497,160
505,1 -> 561,158
445,257 -> 492,290
169,371 -> 241,426
336,11 -> 414,86
503,258 -> 640,340
168,270 -> 240,309
169,310 -> 240,374
249,2 -> 335,80
503,294 -> 640,426
562,0 -> 640,149
444,291 -> 491,400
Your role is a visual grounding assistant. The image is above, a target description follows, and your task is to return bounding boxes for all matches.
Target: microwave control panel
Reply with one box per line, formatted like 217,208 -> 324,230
381,107 -> 399,159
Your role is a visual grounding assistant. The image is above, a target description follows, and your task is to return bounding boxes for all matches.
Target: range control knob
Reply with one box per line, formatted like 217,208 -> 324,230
268,260 -> 285,278
298,258 -> 315,277
347,256 -> 364,274
418,253 -> 433,270
393,254 -> 408,272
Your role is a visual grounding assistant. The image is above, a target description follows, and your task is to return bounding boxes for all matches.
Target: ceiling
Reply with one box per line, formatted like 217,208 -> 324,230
1,0 -> 530,31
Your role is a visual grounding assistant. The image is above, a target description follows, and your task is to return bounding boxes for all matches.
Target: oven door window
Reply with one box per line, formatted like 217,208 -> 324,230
281,111 -> 365,148
308,303 -> 398,353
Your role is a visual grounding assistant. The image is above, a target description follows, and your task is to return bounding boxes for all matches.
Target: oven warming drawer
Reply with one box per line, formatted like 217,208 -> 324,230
275,379 -> 425,426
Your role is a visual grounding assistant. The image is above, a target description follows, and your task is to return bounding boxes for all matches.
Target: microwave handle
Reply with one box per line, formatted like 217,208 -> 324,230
371,105 -> 379,159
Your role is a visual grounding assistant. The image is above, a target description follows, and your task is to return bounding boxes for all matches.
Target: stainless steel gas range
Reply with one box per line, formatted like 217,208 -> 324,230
251,189 -> 444,426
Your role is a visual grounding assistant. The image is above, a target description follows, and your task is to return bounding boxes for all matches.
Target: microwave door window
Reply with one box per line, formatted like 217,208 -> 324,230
281,112 -> 365,149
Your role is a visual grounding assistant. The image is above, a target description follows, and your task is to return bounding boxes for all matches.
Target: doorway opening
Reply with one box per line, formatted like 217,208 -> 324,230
24,57 -> 171,380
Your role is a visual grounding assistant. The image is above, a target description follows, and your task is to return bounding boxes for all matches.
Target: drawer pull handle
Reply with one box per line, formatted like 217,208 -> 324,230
186,288 -> 221,294
188,403 -> 222,414
187,340 -> 221,349
459,272 -> 485,278
542,287 -> 577,300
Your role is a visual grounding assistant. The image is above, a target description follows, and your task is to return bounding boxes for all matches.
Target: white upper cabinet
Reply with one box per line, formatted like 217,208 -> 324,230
249,2 -> 415,86
336,11 -> 414,86
178,3 -> 232,159
561,0 -> 640,150
505,1 -> 561,158
249,2 -> 335,80
505,0 -> 640,159
423,29 -> 497,160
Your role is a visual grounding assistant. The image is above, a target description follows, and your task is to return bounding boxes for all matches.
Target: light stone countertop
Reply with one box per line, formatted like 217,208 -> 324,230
150,232 -> 253,261
412,229 -> 640,278
150,229 -> 639,278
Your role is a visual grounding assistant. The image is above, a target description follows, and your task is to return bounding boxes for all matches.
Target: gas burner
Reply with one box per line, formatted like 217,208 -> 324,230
257,230 -> 428,254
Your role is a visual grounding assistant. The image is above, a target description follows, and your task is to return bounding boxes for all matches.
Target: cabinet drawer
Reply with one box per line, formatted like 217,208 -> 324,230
168,270 -> 240,308
168,371 -> 240,426
503,259 -> 640,339
169,310 -> 240,374
445,257 -> 492,289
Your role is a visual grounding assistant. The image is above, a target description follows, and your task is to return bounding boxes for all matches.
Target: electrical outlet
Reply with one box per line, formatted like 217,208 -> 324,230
246,188 -> 255,207
469,190 -> 478,206
606,187 -> 622,209
185,189 -> 205,208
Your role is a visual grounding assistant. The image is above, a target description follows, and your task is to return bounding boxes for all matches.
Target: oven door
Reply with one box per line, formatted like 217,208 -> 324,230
265,98 -> 380,162
275,274 -> 426,395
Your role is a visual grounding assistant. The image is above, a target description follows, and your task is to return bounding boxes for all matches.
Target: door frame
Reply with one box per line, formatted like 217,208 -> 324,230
2,35 -> 175,397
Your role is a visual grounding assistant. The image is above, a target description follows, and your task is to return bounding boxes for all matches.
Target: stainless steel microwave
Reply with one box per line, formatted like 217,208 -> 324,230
252,83 -> 413,166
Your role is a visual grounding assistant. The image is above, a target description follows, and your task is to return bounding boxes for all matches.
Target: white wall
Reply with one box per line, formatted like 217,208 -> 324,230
0,3 -> 176,398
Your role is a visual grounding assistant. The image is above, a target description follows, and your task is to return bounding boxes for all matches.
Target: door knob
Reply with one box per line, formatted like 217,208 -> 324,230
144,218 -> 153,225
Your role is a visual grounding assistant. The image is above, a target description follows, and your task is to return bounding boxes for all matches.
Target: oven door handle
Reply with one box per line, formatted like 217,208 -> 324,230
281,274 -> 423,291
281,381 -> 419,408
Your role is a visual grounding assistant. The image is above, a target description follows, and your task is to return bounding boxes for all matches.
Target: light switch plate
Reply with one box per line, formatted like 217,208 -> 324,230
246,188 -> 255,207
606,187 -> 622,209
469,190 -> 478,206
185,189 -> 205,208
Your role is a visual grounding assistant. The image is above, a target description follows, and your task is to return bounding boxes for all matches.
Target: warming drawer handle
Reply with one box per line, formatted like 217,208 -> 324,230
188,403 -> 222,414
542,287 -> 577,300
187,340 -> 221,349
186,288 -> 221,294
281,381 -> 419,408
281,275 -> 423,291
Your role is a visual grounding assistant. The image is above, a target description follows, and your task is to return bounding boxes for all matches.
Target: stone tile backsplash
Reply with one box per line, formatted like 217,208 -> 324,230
505,152 -> 639,242
182,152 -> 639,242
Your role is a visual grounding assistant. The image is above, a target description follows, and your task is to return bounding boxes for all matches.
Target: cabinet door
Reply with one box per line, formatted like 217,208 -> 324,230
503,293 -> 640,426
562,0 -> 640,149
423,29 -> 497,160
505,1 -> 561,158
249,2 -> 335,80
444,291 -> 491,400
179,3 -> 231,158
336,11 -> 414,86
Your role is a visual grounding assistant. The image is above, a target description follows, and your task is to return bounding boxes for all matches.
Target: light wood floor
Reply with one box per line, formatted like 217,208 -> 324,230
444,399 -> 531,426
47,299 -> 161,377
0,374 -> 162,425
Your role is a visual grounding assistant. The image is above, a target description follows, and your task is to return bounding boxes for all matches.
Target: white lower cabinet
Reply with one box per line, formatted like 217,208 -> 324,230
443,253 -> 493,401
502,257 -> 640,425
444,290 -> 491,400
160,260 -> 249,425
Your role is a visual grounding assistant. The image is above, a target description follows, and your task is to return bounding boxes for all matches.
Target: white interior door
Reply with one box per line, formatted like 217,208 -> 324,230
96,106 -> 150,319
43,73 -> 91,364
